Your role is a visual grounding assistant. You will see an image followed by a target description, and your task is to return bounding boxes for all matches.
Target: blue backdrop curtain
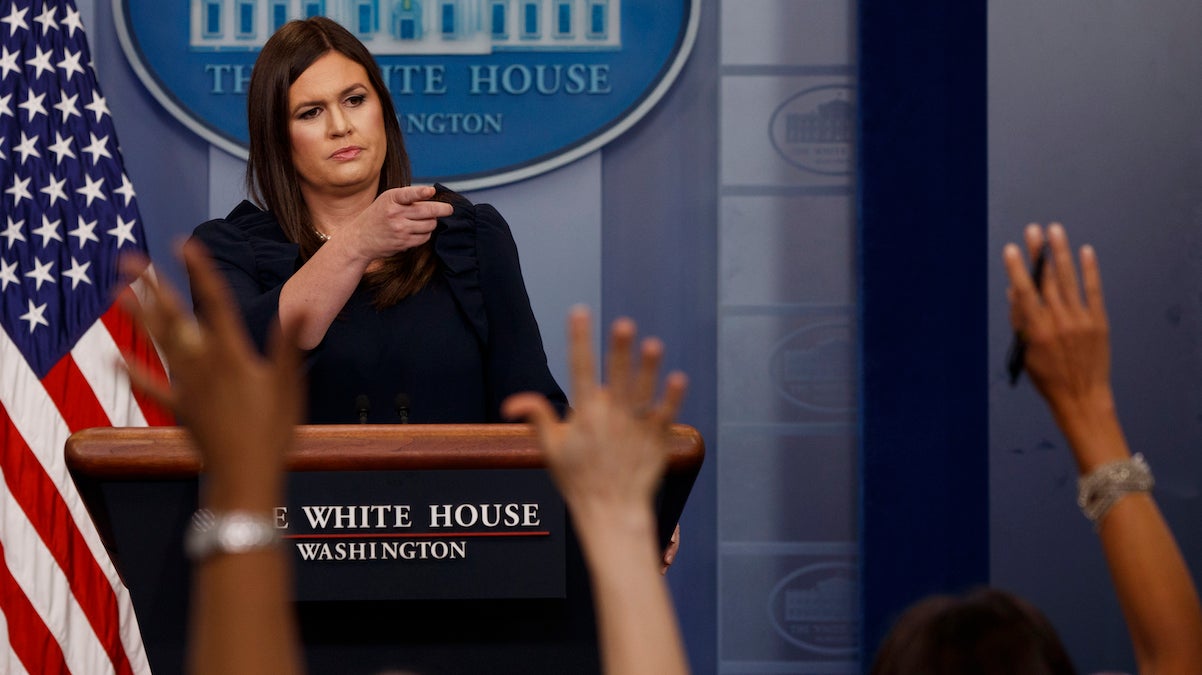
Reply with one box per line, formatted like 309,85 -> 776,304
857,0 -> 989,660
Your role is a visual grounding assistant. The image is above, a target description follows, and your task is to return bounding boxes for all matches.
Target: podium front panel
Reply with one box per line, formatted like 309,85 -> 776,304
284,469 -> 566,601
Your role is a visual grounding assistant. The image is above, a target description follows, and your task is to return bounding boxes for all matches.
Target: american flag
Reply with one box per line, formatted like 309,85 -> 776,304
0,0 -> 170,672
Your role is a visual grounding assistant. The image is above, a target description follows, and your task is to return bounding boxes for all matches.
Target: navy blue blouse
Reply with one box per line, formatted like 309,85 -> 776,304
190,191 -> 568,424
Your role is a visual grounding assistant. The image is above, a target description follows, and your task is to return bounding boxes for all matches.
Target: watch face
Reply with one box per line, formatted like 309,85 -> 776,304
186,511 -> 279,559
220,520 -> 253,549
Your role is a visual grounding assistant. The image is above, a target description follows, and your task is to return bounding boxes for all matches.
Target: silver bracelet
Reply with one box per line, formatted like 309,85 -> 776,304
184,509 -> 280,561
1076,453 -> 1154,528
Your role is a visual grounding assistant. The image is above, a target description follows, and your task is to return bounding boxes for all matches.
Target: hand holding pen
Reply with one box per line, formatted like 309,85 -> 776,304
1003,224 -> 1113,431
1007,231 -> 1048,385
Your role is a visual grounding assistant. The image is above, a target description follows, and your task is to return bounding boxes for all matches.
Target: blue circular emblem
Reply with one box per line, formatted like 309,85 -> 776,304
114,0 -> 698,189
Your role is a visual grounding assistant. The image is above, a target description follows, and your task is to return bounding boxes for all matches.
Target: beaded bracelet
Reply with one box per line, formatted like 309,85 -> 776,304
1076,453 -> 1154,529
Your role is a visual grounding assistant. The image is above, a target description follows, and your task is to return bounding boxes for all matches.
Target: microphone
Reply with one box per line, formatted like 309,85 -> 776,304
394,393 -> 410,425
355,394 -> 370,424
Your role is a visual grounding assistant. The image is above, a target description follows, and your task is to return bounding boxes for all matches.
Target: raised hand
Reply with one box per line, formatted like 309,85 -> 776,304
120,240 -> 304,511
503,307 -> 687,526
1004,223 -> 1111,417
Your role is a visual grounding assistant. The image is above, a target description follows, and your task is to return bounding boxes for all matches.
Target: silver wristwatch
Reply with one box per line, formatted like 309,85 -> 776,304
184,509 -> 280,560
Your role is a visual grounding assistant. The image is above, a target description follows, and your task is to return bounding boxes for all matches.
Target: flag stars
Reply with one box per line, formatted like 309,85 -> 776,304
14,131 -> 40,163
53,92 -> 79,123
107,215 -> 137,248
39,175 -> 68,208
24,257 -> 55,290
18,90 -> 46,121
33,4 -> 58,34
62,5 -> 83,37
0,258 -> 18,291
69,215 -> 98,248
19,299 -> 49,333
6,174 -> 32,206
114,174 -> 136,206
0,47 -> 19,80
84,91 -> 109,122
1,4 -> 28,37
76,174 -> 106,206
57,48 -> 84,80
31,214 -> 62,247
48,131 -> 75,164
2,217 -> 25,248
82,132 -> 111,164
26,45 -> 55,79
62,258 -> 92,289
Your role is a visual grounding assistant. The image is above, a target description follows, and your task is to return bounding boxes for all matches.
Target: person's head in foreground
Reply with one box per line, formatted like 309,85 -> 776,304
869,587 -> 1077,675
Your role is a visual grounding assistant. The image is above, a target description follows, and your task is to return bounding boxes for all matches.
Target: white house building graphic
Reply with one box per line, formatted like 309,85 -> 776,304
190,0 -> 622,53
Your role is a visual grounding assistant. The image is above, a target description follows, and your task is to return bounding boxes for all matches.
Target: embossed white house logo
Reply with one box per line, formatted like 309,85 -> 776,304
115,0 -> 696,188
769,562 -> 858,655
770,84 -> 855,176
769,319 -> 854,414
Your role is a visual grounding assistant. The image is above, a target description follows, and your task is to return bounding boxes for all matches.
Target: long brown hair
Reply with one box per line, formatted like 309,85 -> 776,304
245,16 -> 436,308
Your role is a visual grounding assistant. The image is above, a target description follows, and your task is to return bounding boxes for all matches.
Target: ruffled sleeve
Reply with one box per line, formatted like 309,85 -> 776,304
432,186 -> 569,420
190,201 -> 300,352
432,188 -> 489,346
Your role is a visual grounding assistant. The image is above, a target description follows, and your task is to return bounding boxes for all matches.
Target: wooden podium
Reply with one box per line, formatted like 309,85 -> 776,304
67,424 -> 704,675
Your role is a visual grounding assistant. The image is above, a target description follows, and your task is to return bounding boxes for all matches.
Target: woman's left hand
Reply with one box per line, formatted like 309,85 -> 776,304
342,185 -> 452,260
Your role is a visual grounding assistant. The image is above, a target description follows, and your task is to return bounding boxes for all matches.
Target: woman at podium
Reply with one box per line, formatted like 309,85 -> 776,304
190,17 -> 567,425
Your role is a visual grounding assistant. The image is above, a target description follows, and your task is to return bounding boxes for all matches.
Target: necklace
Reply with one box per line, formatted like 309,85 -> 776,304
314,229 -> 329,242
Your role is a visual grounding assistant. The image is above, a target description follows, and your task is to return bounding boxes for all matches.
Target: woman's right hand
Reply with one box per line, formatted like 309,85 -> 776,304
344,185 -> 453,260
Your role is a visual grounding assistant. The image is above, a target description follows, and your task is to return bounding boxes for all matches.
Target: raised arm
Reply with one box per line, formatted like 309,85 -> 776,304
503,307 -> 690,675
121,241 -> 305,675
1004,223 -> 1202,675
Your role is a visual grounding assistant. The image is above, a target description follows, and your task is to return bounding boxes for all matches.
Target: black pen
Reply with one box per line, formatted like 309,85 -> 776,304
1006,243 -> 1048,386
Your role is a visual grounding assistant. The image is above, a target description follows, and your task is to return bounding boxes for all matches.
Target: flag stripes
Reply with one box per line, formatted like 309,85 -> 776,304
0,538 -> 70,674
1,324 -> 150,667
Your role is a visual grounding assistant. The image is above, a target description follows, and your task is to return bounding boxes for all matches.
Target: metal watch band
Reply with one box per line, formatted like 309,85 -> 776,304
184,509 -> 280,561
